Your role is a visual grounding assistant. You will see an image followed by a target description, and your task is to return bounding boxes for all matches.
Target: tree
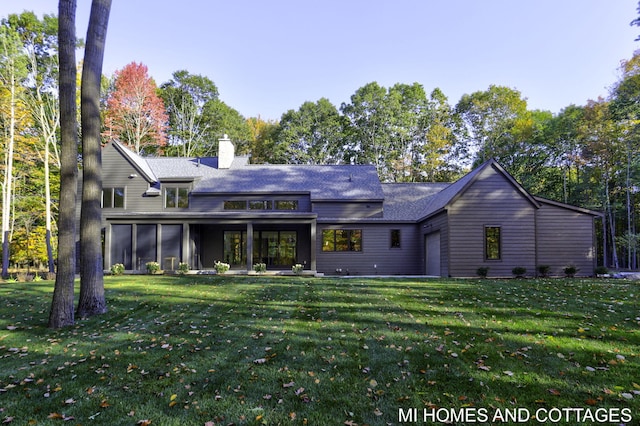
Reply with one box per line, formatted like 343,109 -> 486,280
609,52 -> 640,269
0,23 -> 28,278
631,1 -> 640,41
104,61 -> 167,155
201,99 -> 252,155
273,98 -> 343,164
77,0 -> 111,319
49,0 -> 78,328
341,82 -> 395,180
580,98 -> 623,269
455,85 -> 537,179
160,70 -> 218,157
246,115 -> 279,164
415,88 -> 464,182
8,11 -> 60,274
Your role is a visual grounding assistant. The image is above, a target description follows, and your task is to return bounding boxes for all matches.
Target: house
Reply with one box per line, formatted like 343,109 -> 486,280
98,136 -> 602,277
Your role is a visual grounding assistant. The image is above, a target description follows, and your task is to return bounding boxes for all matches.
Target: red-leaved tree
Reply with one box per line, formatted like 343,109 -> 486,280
104,61 -> 168,154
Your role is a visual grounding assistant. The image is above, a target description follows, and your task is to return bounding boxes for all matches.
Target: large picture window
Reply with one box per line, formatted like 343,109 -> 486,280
322,229 -> 362,252
484,226 -> 501,260
102,187 -> 124,208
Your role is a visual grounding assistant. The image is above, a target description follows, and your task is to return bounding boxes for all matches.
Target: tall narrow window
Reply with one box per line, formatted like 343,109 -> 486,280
390,229 -> 401,248
485,226 -> 501,260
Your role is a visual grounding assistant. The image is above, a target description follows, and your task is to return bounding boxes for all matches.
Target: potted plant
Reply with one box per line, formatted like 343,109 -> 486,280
146,261 -> 161,274
214,261 -> 230,274
110,263 -> 125,275
178,262 -> 189,275
292,264 -> 304,275
254,263 -> 267,274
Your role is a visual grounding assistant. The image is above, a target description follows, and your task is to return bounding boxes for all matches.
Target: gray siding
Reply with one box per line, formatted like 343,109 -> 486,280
420,211 -> 449,277
316,223 -> 420,275
447,166 -> 537,277
313,201 -> 383,218
102,144 -> 163,213
536,202 -> 596,276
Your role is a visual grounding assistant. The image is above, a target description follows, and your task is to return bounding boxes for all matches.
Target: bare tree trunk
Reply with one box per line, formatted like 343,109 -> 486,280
2,58 -> 17,278
77,0 -> 111,318
49,0 -> 78,329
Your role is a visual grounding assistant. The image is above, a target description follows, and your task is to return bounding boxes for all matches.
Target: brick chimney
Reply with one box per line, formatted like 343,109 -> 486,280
218,134 -> 234,169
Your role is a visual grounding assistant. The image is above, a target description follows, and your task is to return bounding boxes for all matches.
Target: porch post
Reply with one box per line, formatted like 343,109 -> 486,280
246,222 -> 253,272
182,223 -> 190,265
104,223 -> 112,269
131,224 -> 137,270
156,224 -> 162,264
310,219 -> 317,271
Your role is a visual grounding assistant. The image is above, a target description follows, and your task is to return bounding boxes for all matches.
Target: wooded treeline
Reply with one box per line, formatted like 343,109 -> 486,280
2,11 -> 640,271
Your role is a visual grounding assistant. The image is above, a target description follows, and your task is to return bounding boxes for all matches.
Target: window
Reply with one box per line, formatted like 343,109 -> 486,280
165,187 -> 189,208
249,200 -> 273,210
322,229 -> 362,252
390,229 -> 401,248
102,187 -> 125,208
275,200 -> 298,210
485,226 -> 501,260
224,200 -> 247,210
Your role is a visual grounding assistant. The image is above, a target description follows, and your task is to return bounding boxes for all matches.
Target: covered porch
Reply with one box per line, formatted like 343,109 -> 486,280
103,214 -> 318,273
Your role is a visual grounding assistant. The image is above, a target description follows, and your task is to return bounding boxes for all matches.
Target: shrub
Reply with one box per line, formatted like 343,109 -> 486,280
292,264 -> 304,275
178,262 -> 189,275
16,272 -> 33,282
512,266 -> 527,278
110,263 -> 125,275
537,265 -> 551,278
563,264 -> 578,278
254,263 -> 267,274
594,266 -> 609,276
146,261 -> 161,274
33,273 -> 43,282
476,266 -> 489,278
214,261 -> 230,274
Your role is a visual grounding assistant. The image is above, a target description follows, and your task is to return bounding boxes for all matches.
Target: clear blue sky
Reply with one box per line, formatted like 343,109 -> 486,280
3,1 -> 639,120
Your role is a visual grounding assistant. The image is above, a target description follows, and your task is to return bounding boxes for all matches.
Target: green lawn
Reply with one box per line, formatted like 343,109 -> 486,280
0,275 -> 638,425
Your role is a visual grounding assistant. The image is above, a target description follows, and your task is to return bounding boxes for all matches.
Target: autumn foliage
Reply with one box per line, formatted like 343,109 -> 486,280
104,62 -> 168,154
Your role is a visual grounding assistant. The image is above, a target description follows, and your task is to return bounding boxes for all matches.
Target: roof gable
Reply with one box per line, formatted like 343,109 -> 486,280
418,158 -> 540,220
110,141 -> 158,183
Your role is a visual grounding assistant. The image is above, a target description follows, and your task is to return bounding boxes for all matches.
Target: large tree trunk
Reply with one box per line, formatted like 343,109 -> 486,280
77,0 -> 111,319
49,0 -> 78,329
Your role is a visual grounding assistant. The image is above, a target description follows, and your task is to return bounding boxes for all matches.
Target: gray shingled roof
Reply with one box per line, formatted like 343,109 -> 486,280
125,142 -> 385,201
381,183 -> 451,221
193,164 -> 384,201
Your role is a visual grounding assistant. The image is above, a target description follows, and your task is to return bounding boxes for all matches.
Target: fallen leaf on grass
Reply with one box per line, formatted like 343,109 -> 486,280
548,389 -> 561,396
